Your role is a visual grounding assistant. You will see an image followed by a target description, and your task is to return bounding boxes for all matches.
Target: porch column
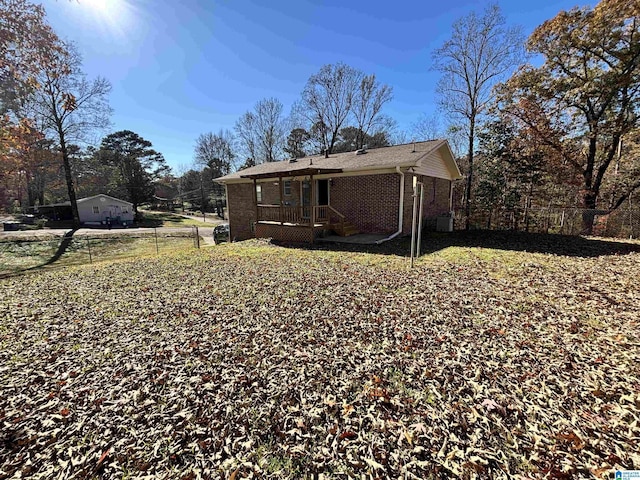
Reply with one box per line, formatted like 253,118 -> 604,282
310,174 -> 315,244
253,178 -> 258,227
279,175 -> 283,226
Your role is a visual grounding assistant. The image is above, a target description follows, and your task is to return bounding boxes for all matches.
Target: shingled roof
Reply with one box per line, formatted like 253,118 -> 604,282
215,140 -> 462,183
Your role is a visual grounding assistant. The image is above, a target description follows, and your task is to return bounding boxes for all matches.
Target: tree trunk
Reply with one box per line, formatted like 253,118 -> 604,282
27,173 -> 36,207
524,182 -> 533,232
59,136 -> 80,227
464,121 -> 475,230
581,191 -> 597,235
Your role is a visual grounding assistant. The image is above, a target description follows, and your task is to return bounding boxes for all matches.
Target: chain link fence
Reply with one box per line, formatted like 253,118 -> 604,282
454,207 -> 640,238
0,227 -> 203,277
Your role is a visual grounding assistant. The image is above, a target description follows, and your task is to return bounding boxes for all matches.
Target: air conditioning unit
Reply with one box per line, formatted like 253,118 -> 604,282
436,214 -> 453,232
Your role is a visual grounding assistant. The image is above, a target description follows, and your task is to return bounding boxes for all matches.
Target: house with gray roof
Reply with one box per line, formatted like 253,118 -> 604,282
214,140 -> 462,243
33,194 -> 134,227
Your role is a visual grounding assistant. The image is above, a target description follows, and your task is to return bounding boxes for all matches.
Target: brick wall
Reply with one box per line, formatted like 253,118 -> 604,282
331,174 -> 400,234
227,180 -> 304,241
431,177 -> 452,216
261,180 -> 301,206
226,183 -> 256,241
227,174 -> 452,241
402,175 -> 452,234
259,182 -> 279,204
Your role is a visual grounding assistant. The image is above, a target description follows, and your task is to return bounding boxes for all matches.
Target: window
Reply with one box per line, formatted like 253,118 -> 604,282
256,184 -> 263,203
283,180 -> 291,196
122,208 -> 128,214
92,206 -> 100,214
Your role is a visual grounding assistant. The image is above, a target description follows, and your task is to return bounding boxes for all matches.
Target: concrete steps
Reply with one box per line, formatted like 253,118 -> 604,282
331,221 -> 359,236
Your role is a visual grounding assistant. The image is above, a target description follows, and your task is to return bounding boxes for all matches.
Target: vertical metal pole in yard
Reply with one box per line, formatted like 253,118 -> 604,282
195,226 -> 200,249
87,238 -> 92,263
154,227 -> 159,255
417,182 -> 425,258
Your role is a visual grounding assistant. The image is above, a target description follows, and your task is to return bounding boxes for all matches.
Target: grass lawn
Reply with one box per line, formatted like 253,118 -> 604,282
0,234 -> 197,276
137,210 -> 212,228
1,233 -> 639,479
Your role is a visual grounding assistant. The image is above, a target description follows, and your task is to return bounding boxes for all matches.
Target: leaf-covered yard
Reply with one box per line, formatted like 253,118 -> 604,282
1,235 -> 639,479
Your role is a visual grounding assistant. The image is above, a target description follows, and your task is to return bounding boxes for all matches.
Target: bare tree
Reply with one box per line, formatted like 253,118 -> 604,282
390,130 -> 410,146
194,129 -> 235,177
300,63 -> 361,156
234,111 -> 258,164
255,97 -> 285,162
352,74 -> 393,149
411,113 -> 444,141
432,3 -> 524,229
234,97 -> 285,163
30,44 -> 112,226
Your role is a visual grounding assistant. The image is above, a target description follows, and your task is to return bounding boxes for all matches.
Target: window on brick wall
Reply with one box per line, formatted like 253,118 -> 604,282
92,206 -> 99,214
256,184 -> 263,203
283,180 -> 291,196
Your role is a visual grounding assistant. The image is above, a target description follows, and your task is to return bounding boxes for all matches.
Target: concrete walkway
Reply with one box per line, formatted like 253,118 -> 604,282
317,233 -> 390,245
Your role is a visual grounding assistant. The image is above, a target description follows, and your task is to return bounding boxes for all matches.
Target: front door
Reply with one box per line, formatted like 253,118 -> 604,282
301,180 -> 330,221
317,179 -> 329,206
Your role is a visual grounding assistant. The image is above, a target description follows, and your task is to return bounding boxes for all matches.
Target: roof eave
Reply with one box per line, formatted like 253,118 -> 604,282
240,167 -> 343,180
218,163 -> 416,184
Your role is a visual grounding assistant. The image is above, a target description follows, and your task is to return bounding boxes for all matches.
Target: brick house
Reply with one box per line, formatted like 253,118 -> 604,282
214,140 -> 462,243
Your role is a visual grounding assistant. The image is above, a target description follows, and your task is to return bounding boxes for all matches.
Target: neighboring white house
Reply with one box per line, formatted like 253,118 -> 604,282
77,194 -> 134,225
34,194 -> 135,225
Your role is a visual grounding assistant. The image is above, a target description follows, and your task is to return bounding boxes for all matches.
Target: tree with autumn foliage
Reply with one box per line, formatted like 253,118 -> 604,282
1,0 -> 66,211
0,0 -> 65,109
28,45 -> 112,225
475,113 -> 580,230
2,2 -> 112,221
497,0 -> 640,233
601,127 -> 640,211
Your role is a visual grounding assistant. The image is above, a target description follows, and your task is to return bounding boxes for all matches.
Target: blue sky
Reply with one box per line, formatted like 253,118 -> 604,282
39,0 -> 587,172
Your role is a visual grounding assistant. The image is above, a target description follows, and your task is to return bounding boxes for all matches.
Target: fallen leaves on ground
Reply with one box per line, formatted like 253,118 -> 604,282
1,237 -> 639,479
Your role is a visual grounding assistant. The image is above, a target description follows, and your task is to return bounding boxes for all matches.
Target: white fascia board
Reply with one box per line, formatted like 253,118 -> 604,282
220,165 -> 415,184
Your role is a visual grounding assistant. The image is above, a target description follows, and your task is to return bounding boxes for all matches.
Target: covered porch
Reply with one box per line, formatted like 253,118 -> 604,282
242,166 -> 355,243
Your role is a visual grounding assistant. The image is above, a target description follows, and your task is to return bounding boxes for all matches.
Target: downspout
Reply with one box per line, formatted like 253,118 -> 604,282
376,166 -> 405,244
